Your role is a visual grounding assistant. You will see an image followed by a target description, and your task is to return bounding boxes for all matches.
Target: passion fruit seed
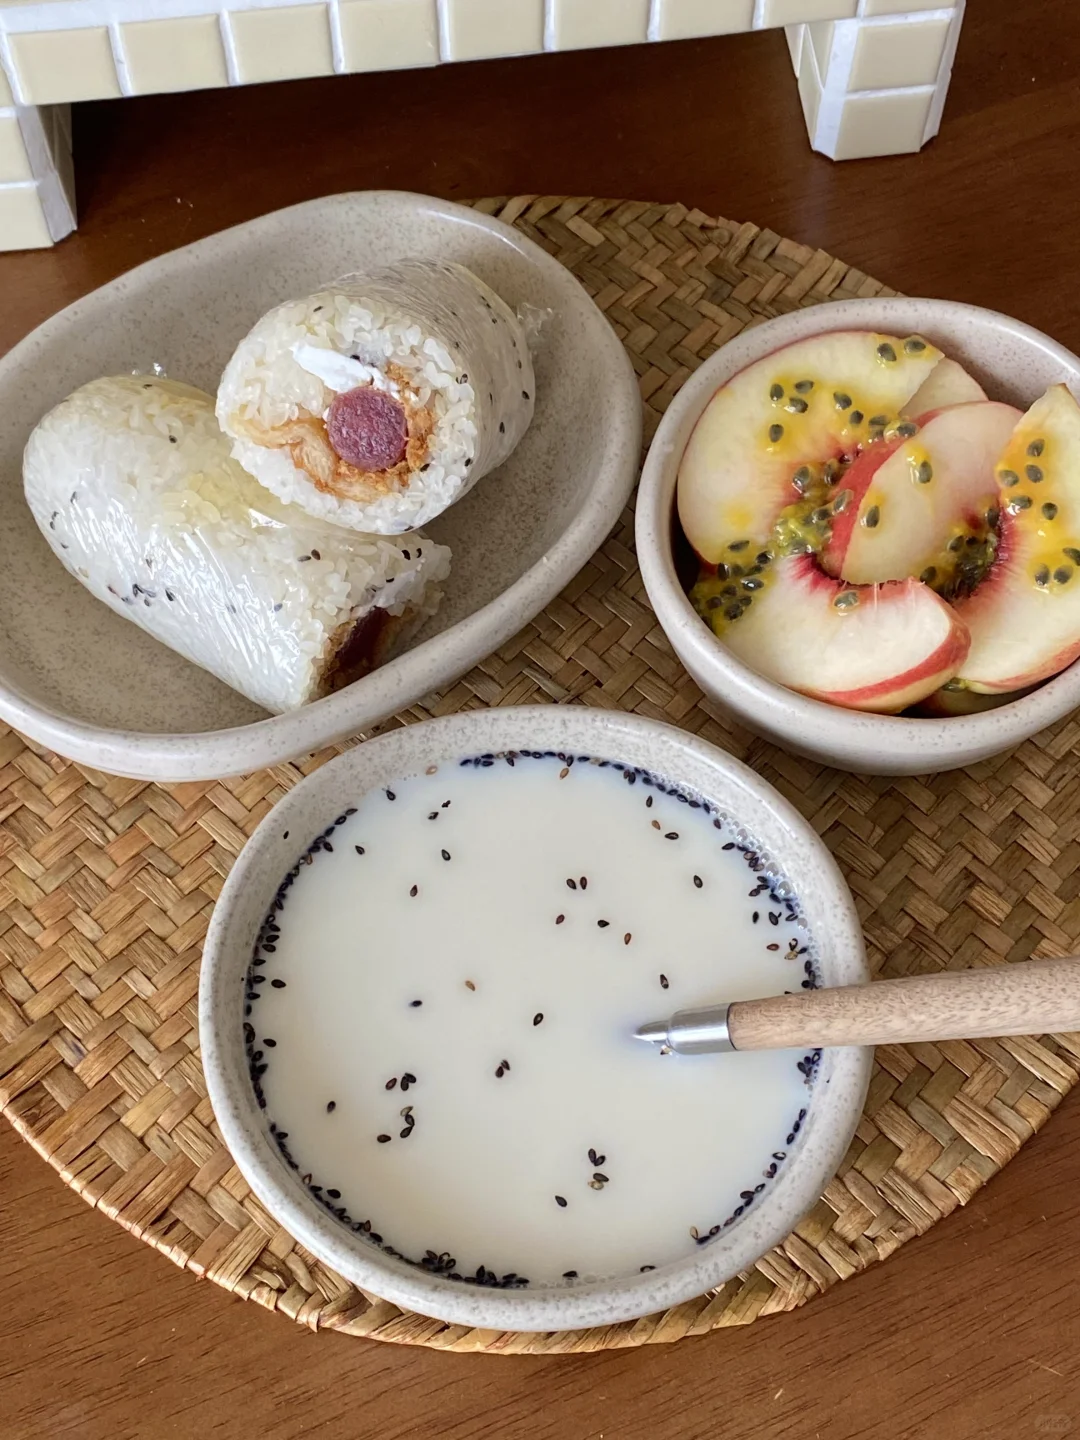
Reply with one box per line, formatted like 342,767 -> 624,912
1065,548 -> 1080,566
948,536 -> 964,552
869,414 -> 889,429
850,410 -> 865,426
834,591 -> 859,610
1027,464 -> 1044,483
768,424 -> 784,443
755,551 -> 772,565
715,563 -> 730,580
896,422 -> 919,439
722,584 -> 738,597
999,469 -> 1020,486
706,596 -> 723,609
1035,565 -> 1051,588
1043,502 -> 1059,520
786,398 -> 809,414
832,490 -> 853,514
863,506 -> 881,529
769,383 -> 784,401
877,343 -> 898,363
1009,495 -> 1033,512
728,539 -> 750,552
920,566 -> 937,583
1028,438 -> 1046,457
742,578 -> 764,591
794,380 -> 815,394
987,506 -> 1001,528
811,508 -> 830,525
904,337 -> 927,354
792,466 -> 813,492
834,393 -> 852,411
916,461 -> 934,484
1056,566 -> 1073,585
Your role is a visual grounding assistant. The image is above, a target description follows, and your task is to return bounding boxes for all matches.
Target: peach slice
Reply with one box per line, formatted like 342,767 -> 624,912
904,358 -> 987,416
822,402 -> 1021,587
694,554 -> 970,713
952,384 -> 1080,692
677,331 -> 943,564
914,683 -> 1034,718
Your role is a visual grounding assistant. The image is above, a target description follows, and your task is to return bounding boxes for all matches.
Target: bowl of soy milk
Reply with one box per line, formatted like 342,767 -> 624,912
200,707 -> 871,1331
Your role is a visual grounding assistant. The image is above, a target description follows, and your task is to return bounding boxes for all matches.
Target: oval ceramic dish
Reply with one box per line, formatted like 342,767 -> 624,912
199,707 -> 871,1332
636,298 -> 1080,775
0,192 -> 640,781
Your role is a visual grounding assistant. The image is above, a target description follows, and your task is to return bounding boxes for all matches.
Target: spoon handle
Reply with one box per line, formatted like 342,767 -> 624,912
727,957 -> 1080,1051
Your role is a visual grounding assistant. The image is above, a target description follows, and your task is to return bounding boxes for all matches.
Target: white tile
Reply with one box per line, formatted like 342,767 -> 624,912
121,16 -> 229,95
0,115 -> 31,183
551,0 -> 650,51
656,0 -> 755,41
797,35 -> 822,136
443,0 -> 544,62
861,0 -> 954,13
785,23 -> 804,72
229,5 -> 334,84
849,18 -> 950,91
9,27 -> 121,106
0,184 -> 54,250
807,20 -> 833,80
833,88 -> 933,159
339,0 -> 439,72
762,0 -> 856,24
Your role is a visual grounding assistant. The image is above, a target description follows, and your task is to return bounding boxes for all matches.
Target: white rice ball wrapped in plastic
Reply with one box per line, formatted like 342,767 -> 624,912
215,259 -> 536,535
24,376 -> 451,713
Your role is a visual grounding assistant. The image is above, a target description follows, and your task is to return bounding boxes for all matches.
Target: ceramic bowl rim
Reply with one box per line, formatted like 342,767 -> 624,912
0,190 -> 641,782
199,706 -> 871,1332
635,296 -> 1080,771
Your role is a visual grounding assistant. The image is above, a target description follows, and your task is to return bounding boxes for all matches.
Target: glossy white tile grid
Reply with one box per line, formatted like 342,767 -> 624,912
0,0 -> 966,249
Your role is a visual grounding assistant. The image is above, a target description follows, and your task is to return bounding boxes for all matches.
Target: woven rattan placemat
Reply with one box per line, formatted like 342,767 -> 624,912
3,197 -> 1079,1355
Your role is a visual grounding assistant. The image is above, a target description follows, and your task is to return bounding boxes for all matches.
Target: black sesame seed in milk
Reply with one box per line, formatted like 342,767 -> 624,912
246,752 -> 820,1289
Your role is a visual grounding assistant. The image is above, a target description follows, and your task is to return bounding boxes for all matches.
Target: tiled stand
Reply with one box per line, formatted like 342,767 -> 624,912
0,0 -> 965,252
788,3 -> 965,162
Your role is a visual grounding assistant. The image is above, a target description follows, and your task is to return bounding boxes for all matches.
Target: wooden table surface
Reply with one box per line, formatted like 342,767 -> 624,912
3,2 -> 1080,1435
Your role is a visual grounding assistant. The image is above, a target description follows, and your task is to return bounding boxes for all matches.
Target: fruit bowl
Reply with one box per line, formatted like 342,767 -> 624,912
636,298 -> 1080,776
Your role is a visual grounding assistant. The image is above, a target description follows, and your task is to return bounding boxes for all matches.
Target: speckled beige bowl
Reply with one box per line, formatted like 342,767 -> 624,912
636,298 -> 1080,776
0,192 -> 640,781
200,707 -> 870,1332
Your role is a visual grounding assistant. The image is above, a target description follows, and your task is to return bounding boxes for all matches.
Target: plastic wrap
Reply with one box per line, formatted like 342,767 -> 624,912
216,259 -> 536,534
23,376 -> 451,712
